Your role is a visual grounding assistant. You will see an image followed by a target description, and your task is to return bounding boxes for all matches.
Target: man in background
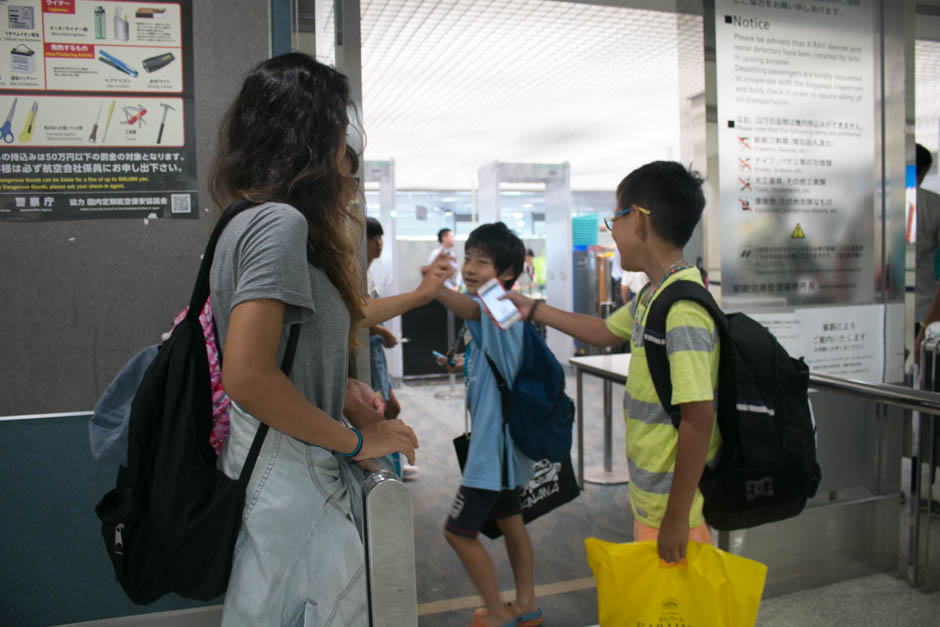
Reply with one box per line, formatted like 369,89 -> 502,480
916,143 -> 940,343
912,144 -> 940,514
428,228 -> 462,291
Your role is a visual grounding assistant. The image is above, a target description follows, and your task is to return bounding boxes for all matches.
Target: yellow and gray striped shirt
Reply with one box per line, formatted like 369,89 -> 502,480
605,267 -> 721,528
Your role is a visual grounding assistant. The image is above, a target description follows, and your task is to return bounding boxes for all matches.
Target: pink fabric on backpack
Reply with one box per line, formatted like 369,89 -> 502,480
172,298 -> 230,455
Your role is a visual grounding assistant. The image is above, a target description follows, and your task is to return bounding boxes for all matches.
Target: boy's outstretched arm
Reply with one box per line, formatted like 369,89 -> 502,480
435,286 -> 481,321
658,400 -> 714,564
505,293 -> 623,347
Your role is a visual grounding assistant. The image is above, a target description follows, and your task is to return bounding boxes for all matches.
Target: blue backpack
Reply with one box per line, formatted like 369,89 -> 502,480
483,322 -> 574,462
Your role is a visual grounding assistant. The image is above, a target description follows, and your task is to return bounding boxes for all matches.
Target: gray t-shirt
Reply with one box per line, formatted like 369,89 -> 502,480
916,188 -> 940,322
210,202 -> 350,425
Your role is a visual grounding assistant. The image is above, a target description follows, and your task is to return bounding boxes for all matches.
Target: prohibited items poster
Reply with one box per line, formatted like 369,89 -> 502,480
0,0 -> 196,220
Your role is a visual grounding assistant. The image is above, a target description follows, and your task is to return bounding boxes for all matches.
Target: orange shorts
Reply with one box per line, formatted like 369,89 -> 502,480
634,520 -> 714,545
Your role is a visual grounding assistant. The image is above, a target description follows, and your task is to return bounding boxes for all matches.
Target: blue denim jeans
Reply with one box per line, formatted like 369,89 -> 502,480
369,333 -> 391,400
219,402 -> 368,626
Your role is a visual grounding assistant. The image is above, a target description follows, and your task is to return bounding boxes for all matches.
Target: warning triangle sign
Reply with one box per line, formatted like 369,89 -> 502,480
791,223 -> 805,239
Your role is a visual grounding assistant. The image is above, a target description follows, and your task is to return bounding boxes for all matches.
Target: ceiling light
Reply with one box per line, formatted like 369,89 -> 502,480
360,0 -> 692,190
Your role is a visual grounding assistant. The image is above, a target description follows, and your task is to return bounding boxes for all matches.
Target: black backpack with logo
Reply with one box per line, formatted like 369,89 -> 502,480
644,280 -> 821,531
94,201 -> 300,604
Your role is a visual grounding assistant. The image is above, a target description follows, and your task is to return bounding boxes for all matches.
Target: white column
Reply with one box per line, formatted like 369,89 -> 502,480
476,161 -> 501,225
544,163 -> 574,365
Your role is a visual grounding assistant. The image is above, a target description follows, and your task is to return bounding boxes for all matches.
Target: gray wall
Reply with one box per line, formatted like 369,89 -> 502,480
0,1 -> 270,416
0,3 -> 272,624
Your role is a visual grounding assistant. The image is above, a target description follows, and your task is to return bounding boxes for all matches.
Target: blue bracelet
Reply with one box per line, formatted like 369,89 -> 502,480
340,426 -> 363,458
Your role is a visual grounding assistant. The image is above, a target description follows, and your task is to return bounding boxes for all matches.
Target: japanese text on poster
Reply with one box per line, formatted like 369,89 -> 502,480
715,0 -> 876,306
752,304 -> 885,382
0,0 -> 195,220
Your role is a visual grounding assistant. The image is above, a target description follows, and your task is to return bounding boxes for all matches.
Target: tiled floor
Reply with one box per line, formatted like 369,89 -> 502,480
399,373 -> 628,626
396,375 -> 940,627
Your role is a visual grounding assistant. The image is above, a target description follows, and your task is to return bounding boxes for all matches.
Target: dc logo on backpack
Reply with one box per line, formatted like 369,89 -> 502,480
644,280 -> 822,531
745,477 -> 775,501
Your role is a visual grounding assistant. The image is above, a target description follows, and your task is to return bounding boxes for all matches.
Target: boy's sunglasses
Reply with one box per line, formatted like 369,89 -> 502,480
603,205 -> 650,231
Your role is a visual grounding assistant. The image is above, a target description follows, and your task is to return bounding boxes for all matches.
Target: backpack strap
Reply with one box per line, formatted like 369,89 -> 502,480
484,352 -> 511,414
194,199 -> 298,484
189,199 -> 259,316
484,351 -> 512,489
643,281 -> 726,428
238,323 -> 300,485
483,321 -> 535,489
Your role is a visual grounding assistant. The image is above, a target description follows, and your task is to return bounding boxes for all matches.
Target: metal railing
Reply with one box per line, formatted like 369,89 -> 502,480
809,369 -> 939,592
810,372 -> 940,416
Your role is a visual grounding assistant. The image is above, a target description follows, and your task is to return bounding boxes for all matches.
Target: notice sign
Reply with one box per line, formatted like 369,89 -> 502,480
0,0 -> 196,220
751,304 -> 885,383
715,0 -> 876,306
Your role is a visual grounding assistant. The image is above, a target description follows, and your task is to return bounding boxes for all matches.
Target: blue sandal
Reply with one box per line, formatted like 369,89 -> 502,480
514,607 -> 543,626
472,604 -> 543,627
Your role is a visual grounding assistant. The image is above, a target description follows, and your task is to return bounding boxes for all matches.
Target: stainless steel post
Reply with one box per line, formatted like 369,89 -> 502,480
577,366 -> 584,490
603,379 -> 612,472
924,411 -> 935,591
362,470 -> 418,626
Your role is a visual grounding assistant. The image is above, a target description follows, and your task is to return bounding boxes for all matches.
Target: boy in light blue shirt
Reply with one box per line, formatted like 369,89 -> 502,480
435,222 -> 542,627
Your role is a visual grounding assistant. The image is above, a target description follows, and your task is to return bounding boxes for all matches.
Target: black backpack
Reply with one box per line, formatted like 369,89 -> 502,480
94,201 -> 300,604
644,280 -> 821,531
483,322 -> 575,463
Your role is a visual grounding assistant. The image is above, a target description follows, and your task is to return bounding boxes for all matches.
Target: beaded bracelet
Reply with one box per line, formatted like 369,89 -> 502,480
339,426 -> 363,458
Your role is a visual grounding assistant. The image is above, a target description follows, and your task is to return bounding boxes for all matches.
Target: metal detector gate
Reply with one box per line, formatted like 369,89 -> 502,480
477,161 -> 573,364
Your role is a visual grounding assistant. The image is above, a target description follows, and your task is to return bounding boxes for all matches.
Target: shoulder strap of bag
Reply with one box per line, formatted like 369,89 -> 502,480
482,352 -> 512,423
195,199 -> 297,484
238,323 -> 300,485
483,352 -> 512,489
483,331 -> 524,489
644,280 -> 726,427
189,199 -> 258,316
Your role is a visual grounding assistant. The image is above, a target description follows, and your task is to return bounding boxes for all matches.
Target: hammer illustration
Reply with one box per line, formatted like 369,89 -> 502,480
156,103 -> 175,144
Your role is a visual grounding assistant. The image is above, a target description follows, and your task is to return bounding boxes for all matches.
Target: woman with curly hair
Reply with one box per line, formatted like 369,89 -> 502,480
208,53 -> 432,626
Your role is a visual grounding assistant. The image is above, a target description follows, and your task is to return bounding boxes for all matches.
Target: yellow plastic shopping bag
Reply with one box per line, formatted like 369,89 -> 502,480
585,538 -> 767,627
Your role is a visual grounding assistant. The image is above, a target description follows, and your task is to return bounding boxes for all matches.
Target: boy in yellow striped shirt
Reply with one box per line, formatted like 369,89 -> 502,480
507,161 -> 720,563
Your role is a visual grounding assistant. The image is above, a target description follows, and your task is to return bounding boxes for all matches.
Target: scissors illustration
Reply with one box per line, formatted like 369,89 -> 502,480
1,98 -> 16,143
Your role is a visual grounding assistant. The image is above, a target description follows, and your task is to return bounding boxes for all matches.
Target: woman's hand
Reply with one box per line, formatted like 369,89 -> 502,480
416,264 -> 452,303
355,458 -> 382,474
421,252 -> 454,276
354,419 -> 419,465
